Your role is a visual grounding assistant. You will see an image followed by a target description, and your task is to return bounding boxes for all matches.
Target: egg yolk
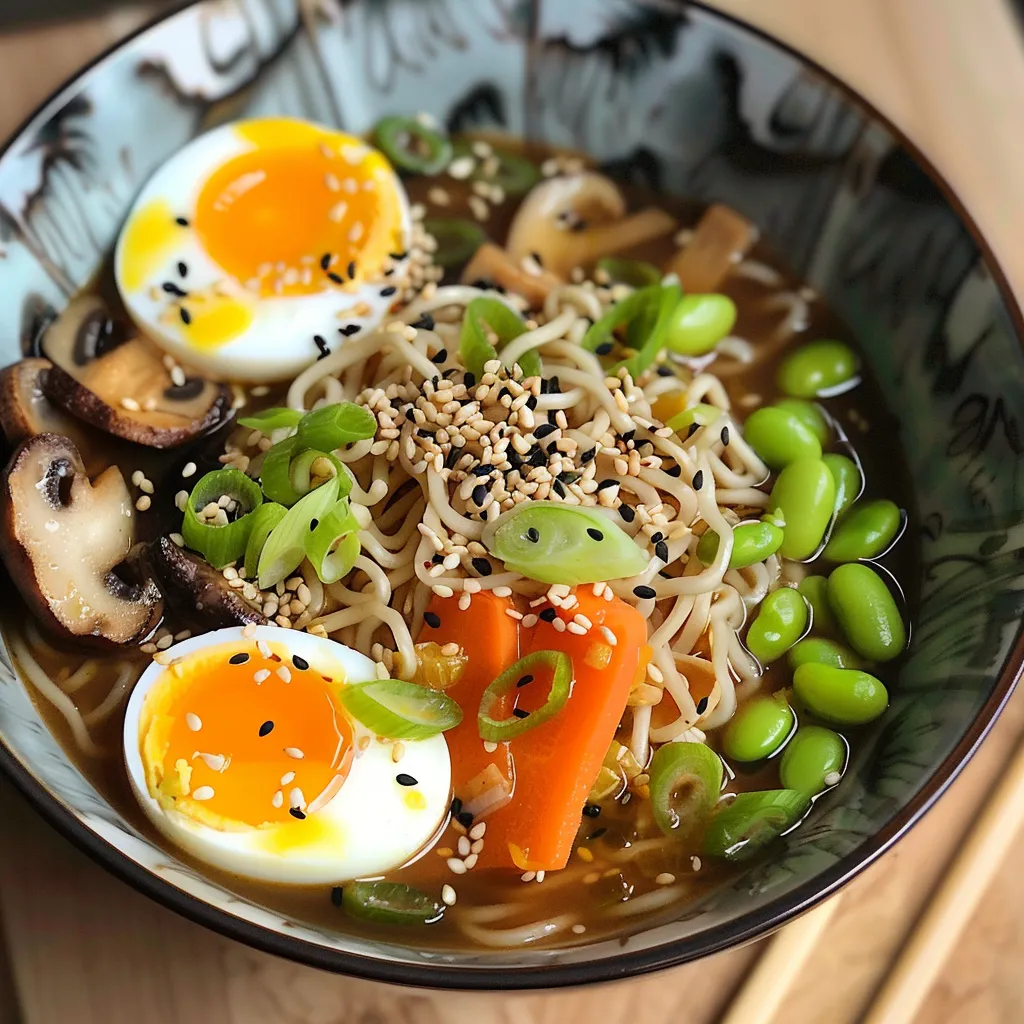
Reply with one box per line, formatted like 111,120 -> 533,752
194,119 -> 404,299
140,642 -> 353,829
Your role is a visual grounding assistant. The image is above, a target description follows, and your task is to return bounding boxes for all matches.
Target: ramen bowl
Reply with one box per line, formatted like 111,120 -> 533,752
0,0 -> 1022,989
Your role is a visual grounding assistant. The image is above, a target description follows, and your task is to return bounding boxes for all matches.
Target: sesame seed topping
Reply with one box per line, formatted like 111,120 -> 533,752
192,786 -> 215,801
276,665 -> 292,683
447,858 -> 468,875
289,807 -> 306,820
229,652 -> 249,665
258,721 -> 274,737
254,669 -> 271,684
633,585 -> 657,600
441,884 -> 457,905
186,713 -> 202,732
272,790 -> 284,808
292,655 -> 309,671
396,773 -> 417,787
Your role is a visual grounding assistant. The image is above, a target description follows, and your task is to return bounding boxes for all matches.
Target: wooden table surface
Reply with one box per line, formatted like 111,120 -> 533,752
2,2 -> 1024,1022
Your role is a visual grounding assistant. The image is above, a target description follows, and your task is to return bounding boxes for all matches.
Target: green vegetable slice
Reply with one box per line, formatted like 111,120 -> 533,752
340,881 -> 442,925
596,257 -> 661,288
424,218 -> 486,268
305,497 -> 361,584
237,407 -> 304,432
703,789 -> 809,862
243,501 -> 288,579
289,448 -> 351,500
180,469 -> 263,569
453,141 -> 540,196
482,501 -> 648,585
649,742 -> 723,837
296,402 -> 376,452
459,297 -> 540,380
339,678 -> 463,740
666,403 -> 723,435
261,439 -> 350,507
257,476 -> 340,589
372,116 -> 452,175
582,283 -> 682,379
478,650 -> 572,742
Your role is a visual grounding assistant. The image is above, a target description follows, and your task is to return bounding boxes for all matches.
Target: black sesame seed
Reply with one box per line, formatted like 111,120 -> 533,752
179,307 -> 192,325
229,652 -> 250,665
339,323 -> 360,337
516,674 -> 534,688
320,253 -> 332,270
450,797 -> 463,816
582,803 -> 602,818
619,504 -> 636,523
651,531 -> 664,543
289,807 -> 306,819
471,483 -> 488,506
512,708 -> 530,719
162,281 -> 188,297
463,371 -> 476,388
595,342 -> 614,356
412,313 -> 436,331
692,469 -> 705,491
528,448 -> 547,467
580,446 -> 597,464
633,585 -> 657,600
721,425 -> 730,446
539,607 -> 557,622
396,773 -> 418,787
656,364 -> 675,377
696,696 -> 709,715
530,250 -> 544,267
175,216 -> 189,227
327,272 -> 344,284
534,423 -> 557,439
549,376 -> 561,393
177,261 -> 188,278
471,464 -> 491,477
588,827 -> 608,840
655,540 -> 669,562
687,422 -> 700,438
309,518 -> 319,531
314,335 -> 330,358
258,720 -> 274,737
431,348 -> 448,364
389,251 -> 408,261
587,528 -> 604,542
597,478 -> 618,491
331,886 -> 343,908
292,655 -> 309,671
472,557 -> 492,576
526,527 -> 540,543
444,446 -> 460,469
431,553 -> 445,565
665,463 -> 682,478
380,285 -> 397,297
424,611 -> 442,628
552,479 -> 567,498
347,260 -> 356,279
456,810 -> 475,828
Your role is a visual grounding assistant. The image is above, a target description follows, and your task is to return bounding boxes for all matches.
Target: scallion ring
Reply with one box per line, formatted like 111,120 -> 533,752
295,402 -> 377,452
424,218 -> 486,269
649,741 -> 723,838
372,116 -> 453,176
459,296 -> 540,380
702,789 -> 809,862
256,476 -> 340,589
305,497 -> 361,584
237,407 -> 304,432
289,448 -> 351,501
341,881 -> 442,925
478,650 -> 572,742
180,468 -> 263,569
597,257 -> 662,289
339,678 -> 463,740
243,501 -> 288,579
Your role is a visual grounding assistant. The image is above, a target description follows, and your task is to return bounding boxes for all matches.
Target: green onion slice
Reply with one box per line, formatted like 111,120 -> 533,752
702,789 -> 809,862
478,650 -> 572,742
261,439 -> 351,507
451,141 -> 540,196
243,502 -> 288,580
237,407 -> 303,432
180,469 -> 263,569
296,402 -> 376,452
424,218 -> 487,269
582,283 -> 681,378
666,403 -> 723,435
341,881 -> 442,925
256,476 -> 340,589
459,296 -> 541,380
289,448 -> 351,500
597,257 -> 662,289
339,678 -> 463,740
482,501 -> 648,585
305,497 -> 361,584
649,742 -> 723,838
371,116 -> 453,176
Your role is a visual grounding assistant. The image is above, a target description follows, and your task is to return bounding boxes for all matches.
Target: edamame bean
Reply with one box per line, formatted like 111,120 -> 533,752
822,453 -> 861,519
743,407 -> 822,469
793,663 -> 889,725
823,499 -> 901,562
788,637 -> 862,670
777,340 -> 859,398
697,521 -> 785,569
723,696 -> 795,762
775,399 -> 831,446
827,563 -> 906,662
665,294 -> 737,356
798,575 -> 838,635
747,587 -> 809,664
779,726 -> 847,794
769,458 -> 836,560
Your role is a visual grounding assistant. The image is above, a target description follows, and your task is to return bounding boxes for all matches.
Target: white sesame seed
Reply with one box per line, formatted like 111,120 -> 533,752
656,872 -> 676,885
156,634 -> 173,650
257,640 -> 272,658
521,614 -> 538,628
458,835 -> 471,857
135,495 -> 151,511
289,787 -> 306,810
175,490 -> 189,510
186,713 -> 202,732
566,622 -> 587,635
520,871 -> 536,883
169,532 -> 185,547
536,870 -> 546,883
441,884 -> 457,906
600,626 -> 617,645
121,397 -> 140,411
253,669 -> 271,684
197,752 -> 226,771
392,742 -> 406,763
192,786 -> 215,801
824,771 -> 842,786
470,838 -> 484,854
691,856 -> 702,871
574,614 -> 593,629
482,740 -> 498,753
131,470 -> 144,486
284,747 -> 305,760
182,461 -> 197,478
469,821 -> 486,840
572,924 -> 586,934
447,857 -> 468,875
463,853 -> 478,870
434,584 -> 455,599
170,366 -> 187,387
276,665 -> 292,683
272,790 -> 284,808
458,591 -> 472,611
552,617 -> 567,633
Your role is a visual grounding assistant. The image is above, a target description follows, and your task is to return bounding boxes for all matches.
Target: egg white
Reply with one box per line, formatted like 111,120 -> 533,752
123,626 -> 451,885
114,119 -> 412,383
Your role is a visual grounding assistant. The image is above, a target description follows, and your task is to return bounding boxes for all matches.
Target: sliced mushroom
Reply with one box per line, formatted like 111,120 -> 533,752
41,296 -> 231,449
664,204 -> 759,294
0,433 -> 163,647
150,536 -> 267,628
506,172 -> 677,278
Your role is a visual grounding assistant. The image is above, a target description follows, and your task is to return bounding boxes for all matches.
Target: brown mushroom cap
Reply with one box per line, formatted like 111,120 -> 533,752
0,433 -> 163,647
150,536 -> 266,629
41,296 -> 232,449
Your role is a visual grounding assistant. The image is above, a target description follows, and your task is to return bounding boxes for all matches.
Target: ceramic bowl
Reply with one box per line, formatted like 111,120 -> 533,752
1,0 -> 1022,989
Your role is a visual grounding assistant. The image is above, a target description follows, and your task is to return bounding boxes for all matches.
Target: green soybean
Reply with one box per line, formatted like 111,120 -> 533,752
823,499 -> 902,562
743,407 -> 822,469
793,663 -> 889,725
775,399 -> 831,446
697,521 -> 785,569
798,575 -> 838,635
665,294 -> 737,356
780,726 -> 847,794
747,587 -> 809,664
788,637 -> 862,670
827,563 -> 906,662
777,340 -> 860,398
769,458 -> 836,560
723,696 -> 795,763
822,453 -> 861,519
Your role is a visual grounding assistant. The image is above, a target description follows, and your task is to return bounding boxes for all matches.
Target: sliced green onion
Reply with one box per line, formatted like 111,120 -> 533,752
482,501 -> 647,585
478,650 -> 572,742
583,284 -> 659,354
621,284 -> 683,378
341,881 -> 441,925
180,469 -> 263,569
372,116 -> 452,175
305,497 -> 361,584
289,448 -> 350,500
256,476 -> 340,589
237,407 -> 303,432
666,403 -> 723,434
459,296 -> 540,380
260,438 -> 301,505
339,678 -> 463,740
296,402 -> 376,452
649,741 -> 723,838
243,502 -> 287,579
424,218 -> 487,268
702,789 -> 808,862
582,283 -> 681,378
597,257 -> 661,289
478,150 -> 539,196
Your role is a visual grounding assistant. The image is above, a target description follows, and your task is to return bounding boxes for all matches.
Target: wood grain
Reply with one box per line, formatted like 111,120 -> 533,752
2,1 -> 1024,1022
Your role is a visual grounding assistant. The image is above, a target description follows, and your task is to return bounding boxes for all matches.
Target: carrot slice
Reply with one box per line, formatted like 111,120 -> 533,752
480,589 -> 647,871
417,591 -> 518,800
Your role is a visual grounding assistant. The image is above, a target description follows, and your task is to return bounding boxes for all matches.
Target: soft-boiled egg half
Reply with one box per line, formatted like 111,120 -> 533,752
115,118 -> 412,383
123,626 -> 450,885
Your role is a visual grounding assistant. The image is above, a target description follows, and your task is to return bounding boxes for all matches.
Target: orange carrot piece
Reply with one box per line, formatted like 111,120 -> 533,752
480,590 -> 647,871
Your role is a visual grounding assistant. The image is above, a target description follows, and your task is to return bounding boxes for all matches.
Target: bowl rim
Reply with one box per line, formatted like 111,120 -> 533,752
1,0 -> 1023,991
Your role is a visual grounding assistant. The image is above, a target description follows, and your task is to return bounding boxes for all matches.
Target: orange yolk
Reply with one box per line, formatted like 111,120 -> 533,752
194,120 -> 404,299
146,643 -> 353,828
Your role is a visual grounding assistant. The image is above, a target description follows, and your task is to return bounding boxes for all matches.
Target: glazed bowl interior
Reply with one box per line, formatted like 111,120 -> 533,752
1,0 -> 1023,989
